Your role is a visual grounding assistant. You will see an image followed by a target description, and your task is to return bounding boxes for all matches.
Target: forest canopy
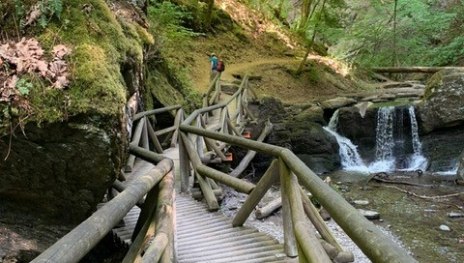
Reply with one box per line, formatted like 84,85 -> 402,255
246,0 -> 464,67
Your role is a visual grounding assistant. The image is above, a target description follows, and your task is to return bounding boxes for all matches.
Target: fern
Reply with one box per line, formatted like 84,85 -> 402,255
48,0 -> 63,19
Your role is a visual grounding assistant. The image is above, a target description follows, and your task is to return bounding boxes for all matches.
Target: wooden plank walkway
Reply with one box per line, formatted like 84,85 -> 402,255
176,194 -> 294,263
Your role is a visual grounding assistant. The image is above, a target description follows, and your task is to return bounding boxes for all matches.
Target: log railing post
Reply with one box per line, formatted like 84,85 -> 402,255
286,172 -> 331,263
125,117 -> 146,172
179,133 -> 191,193
232,159 -> 279,226
279,158 -> 298,257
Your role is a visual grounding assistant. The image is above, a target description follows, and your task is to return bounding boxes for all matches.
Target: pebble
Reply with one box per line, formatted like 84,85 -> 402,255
353,200 -> 369,206
448,212 -> 464,218
358,209 -> 380,220
439,225 -> 451,231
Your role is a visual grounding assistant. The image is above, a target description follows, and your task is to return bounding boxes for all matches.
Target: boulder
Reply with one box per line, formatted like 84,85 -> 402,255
418,69 -> 464,133
257,97 -> 340,173
0,118 -> 126,223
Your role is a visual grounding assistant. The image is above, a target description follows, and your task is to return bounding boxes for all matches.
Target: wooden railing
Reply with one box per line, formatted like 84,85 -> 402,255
178,77 -> 417,262
32,106 -> 182,263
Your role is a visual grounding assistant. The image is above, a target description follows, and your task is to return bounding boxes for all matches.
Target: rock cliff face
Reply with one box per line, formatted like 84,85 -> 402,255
0,116 -> 125,223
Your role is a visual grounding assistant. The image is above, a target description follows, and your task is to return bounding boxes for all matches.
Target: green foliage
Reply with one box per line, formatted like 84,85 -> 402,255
16,78 -> 33,96
148,1 -> 197,55
37,0 -> 63,28
330,0 -> 463,67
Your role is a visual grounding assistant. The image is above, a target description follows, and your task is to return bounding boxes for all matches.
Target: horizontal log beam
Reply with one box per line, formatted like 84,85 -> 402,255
133,105 -> 182,121
372,66 -> 463,74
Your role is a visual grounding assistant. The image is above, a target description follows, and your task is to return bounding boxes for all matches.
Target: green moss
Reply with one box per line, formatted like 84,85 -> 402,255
28,0 -> 153,123
424,71 -> 443,100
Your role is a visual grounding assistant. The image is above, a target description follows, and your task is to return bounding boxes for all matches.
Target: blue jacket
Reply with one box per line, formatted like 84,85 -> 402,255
210,56 -> 218,70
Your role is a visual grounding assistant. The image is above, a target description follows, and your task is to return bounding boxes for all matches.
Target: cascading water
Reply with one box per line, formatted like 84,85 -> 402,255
324,106 -> 428,173
324,110 -> 368,172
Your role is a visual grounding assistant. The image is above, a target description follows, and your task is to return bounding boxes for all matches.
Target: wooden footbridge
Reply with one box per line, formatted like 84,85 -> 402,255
32,75 -> 417,263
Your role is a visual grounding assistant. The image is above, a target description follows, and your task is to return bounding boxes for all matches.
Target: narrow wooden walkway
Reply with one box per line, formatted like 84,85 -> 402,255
176,194 -> 293,263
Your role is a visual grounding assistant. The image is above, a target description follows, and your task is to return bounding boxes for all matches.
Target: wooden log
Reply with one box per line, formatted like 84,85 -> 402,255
299,187 -> 345,253
141,117 -> 149,150
125,118 -> 146,172
230,120 -> 273,178
131,184 -> 159,241
191,188 -> 223,200
226,118 -> 242,136
132,105 -> 181,121
142,170 -> 174,263
285,172 -> 331,262
204,137 -> 227,161
112,181 -> 144,208
195,172 -> 219,211
146,120 -> 164,153
255,197 -> 282,220
129,144 -> 165,164
122,206 -> 154,263
170,109 -> 184,147
232,159 -> 279,227
31,160 -> 173,263
372,66 -> 463,74
279,159 -> 298,258
154,126 -> 177,137
179,135 -> 191,193
280,149 -> 417,263
197,165 -> 254,194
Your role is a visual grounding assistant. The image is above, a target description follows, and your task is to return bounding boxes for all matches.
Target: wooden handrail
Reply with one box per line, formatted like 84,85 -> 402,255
178,124 -> 417,263
132,105 -> 182,121
31,159 -> 173,263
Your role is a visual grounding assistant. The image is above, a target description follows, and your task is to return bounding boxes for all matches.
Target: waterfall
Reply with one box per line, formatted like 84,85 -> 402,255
369,107 -> 396,172
324,110 -> 368,171
404,106 -> 428,171
324,106 -> 428,173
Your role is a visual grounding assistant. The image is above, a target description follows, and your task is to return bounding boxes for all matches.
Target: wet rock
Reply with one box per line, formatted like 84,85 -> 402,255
357,209 -> 380,220
439,225 -> 451,231
448,212 -> 464,218
418,69 -> 464,133
353,200 -> 369,206
457,150 -> 464,181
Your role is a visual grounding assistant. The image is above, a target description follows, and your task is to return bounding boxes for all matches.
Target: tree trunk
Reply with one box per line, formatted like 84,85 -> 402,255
205,0 -> 214,27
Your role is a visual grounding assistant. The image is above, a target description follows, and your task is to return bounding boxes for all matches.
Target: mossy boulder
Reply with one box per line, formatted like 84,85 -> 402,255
0,0 -> 153,223
418,69 -> 464,133
257,97 -> 340,173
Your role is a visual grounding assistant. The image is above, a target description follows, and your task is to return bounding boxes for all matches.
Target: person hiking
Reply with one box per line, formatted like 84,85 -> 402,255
209,53 -> 219,80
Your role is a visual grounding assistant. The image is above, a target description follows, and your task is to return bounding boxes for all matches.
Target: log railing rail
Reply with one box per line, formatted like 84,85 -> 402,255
178,77 -> 417,262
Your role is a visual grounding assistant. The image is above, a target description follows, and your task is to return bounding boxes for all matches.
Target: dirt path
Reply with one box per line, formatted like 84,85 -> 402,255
220,58 -> 301,82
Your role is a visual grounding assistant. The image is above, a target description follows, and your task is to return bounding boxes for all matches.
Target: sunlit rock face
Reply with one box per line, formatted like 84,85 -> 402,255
0,116 -> 127,224
418,69 -> 464,133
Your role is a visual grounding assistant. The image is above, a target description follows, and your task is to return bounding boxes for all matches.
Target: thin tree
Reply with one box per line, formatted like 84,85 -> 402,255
296,0 -> 327,75
392,0 -> 398,67
298,0 -> 314,31
205,0 -> 214,27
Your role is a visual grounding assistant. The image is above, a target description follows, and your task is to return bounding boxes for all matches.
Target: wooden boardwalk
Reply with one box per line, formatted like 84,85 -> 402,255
176,194 -> 294,263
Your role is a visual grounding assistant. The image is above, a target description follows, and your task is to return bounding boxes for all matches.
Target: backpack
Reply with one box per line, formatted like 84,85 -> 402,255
217,60 -> 225,72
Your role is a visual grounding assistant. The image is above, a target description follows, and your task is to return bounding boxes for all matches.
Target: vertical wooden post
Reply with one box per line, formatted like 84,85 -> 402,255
179,134 -> 191,193
170,109 -> 184,148
146,120 -> 164,153
279,158 -> 298,257
232,160 -> 279,226
142,117 -> 149,150
125,117 -> 146,172
195,172 -> 219,211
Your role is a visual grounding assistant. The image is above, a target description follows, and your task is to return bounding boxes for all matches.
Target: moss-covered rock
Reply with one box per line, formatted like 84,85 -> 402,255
418,69 -> 464,133
0,0 -> 154,223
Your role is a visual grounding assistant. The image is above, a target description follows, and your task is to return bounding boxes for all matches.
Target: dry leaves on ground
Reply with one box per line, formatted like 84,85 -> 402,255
0,37 -> 71,113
